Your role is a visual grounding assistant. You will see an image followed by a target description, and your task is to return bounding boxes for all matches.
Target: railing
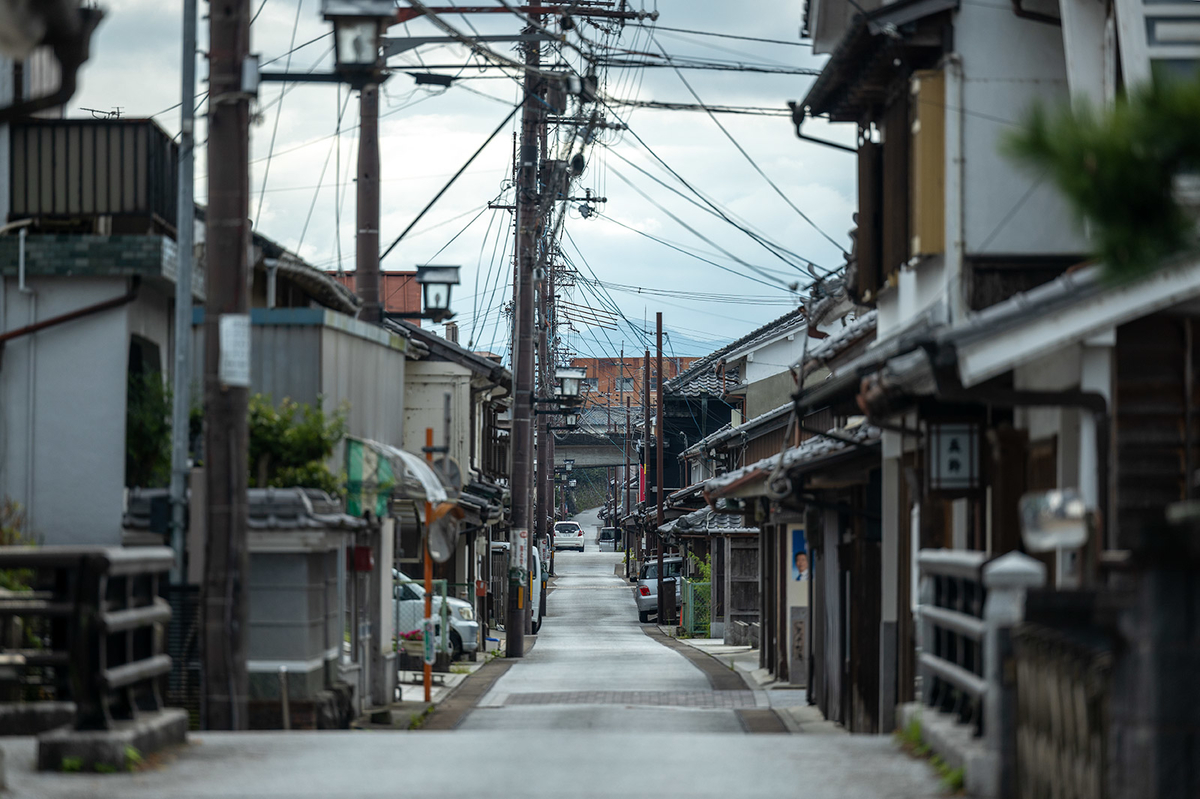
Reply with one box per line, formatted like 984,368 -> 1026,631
10,119 -> 179,232
0,546 -> 175,731
917,550 -> 989,733
1012,621 -> 1112,799
915,549 -> 1047,799
682,579 -> 711,638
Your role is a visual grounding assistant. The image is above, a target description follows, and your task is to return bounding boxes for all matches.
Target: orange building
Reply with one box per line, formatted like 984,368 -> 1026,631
570,356 -> 698,408
327,270 -> 421,315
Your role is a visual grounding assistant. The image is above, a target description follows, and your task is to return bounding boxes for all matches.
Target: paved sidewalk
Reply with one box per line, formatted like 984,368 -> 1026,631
667,634 -> 847,735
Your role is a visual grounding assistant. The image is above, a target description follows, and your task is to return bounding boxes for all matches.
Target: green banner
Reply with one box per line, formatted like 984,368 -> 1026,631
345,437 -> 396,518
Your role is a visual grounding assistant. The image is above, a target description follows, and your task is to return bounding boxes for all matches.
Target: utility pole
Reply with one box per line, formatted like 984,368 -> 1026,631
203,0 -> 251,730
357,81 -> 381,323
642,349 -> 650,568
624,395 -> 631,578
506,23 -> 542,658
655,312 -> 665,624
169,0 -> 197,585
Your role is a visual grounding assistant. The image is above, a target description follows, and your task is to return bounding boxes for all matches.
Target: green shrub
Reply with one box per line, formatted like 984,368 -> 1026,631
1006,71 -> 1200,281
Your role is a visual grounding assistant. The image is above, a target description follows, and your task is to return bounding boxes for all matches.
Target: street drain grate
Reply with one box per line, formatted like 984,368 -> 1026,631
504,690 -> 757,708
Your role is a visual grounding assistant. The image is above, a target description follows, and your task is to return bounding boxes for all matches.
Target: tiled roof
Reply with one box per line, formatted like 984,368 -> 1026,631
663,307 -> 804,396
680,402 -> 792,458
659,506 -> 758,536
705,422 -> 882,497
799,310 -> 877,374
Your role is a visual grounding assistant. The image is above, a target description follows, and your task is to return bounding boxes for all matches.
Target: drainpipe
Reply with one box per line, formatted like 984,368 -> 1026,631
944,54 -> 967,325
265,258 -> 278,309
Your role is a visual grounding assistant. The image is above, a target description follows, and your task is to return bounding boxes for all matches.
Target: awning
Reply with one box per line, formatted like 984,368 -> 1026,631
345,437 -> 448,518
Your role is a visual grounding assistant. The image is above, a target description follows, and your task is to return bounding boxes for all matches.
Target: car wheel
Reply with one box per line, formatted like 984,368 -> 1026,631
449,630 -> 463,660
638,610 -> 650,623
532,617 -> 541,634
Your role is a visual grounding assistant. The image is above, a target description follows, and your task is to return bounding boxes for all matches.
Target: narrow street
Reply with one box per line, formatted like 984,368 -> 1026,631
1,509 -> 945,799
462,507 -> 743,733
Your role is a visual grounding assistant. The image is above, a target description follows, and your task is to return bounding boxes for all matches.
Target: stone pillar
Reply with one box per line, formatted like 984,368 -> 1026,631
982,551 -> 1046,799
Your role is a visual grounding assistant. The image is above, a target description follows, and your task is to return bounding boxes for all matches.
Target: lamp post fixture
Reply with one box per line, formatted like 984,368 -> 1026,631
322,0 -> 392,86
385,264 -> 461,323
555,366 -> 587,399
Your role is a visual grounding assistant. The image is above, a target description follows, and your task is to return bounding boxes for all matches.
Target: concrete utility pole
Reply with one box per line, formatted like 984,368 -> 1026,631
169,0 -> 197,585
506,24 -> 542,658
357,82 -> 382,323
203,0 -> 251,730
655,312 -> 665,623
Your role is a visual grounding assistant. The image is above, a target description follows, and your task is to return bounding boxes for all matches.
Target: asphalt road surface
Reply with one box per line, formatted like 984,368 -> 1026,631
1,507 -> 945,799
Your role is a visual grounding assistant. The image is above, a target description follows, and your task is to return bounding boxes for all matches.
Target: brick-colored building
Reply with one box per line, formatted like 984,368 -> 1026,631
570,356 -> 698,408
327,270 -> 421,315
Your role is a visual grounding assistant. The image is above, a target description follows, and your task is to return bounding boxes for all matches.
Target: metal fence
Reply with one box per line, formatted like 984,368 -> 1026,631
1012,622 -> 1112,799
682,580 -> 712,638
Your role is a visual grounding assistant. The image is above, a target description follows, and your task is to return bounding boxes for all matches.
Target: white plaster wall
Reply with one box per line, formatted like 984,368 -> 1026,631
0,276 -> 137,545
956,5 -> 1086,257
741,332 -> 806,384
403,362 -> 473,474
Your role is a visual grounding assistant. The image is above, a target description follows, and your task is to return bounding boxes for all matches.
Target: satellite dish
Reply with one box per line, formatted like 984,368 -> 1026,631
435,456 -> 463,491
426,501 -> 465,564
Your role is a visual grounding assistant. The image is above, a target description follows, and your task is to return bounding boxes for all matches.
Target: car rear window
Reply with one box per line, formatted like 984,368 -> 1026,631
554,523 -> 579,532
640,561 -> 682,580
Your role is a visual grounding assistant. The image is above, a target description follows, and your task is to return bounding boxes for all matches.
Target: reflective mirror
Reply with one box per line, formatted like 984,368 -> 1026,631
1019,489 -> 1091,552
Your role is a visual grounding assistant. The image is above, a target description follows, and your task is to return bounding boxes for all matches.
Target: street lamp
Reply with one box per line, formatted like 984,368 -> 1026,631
320,1 -> 393,87
555,367 -> 587,399
384,264 -> 461,323
417,265 -> 460,321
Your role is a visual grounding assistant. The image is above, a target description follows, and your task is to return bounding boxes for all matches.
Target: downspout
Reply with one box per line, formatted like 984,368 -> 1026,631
19,226 -> 35,527
944,54 -> 967,325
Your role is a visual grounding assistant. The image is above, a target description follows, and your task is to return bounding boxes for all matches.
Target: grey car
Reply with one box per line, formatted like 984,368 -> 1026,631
633,556 -> 683,623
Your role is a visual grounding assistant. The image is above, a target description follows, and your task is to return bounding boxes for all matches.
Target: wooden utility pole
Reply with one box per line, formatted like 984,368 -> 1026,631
625,395 -> 631,578
203,0 -> 251,730
506,24 -> 542,658
655,312 -> 666,623
642,349 -> 650,566
357,82 -> 381,323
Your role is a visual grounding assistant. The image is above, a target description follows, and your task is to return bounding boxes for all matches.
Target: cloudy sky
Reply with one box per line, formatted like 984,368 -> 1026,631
68,0 -> 855,360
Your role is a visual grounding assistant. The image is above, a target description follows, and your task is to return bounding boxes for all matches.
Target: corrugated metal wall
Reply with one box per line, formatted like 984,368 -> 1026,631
191,312 -> 407,451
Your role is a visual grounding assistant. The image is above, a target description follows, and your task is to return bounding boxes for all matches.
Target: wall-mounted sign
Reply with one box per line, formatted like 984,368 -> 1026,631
927,423 -> 980,491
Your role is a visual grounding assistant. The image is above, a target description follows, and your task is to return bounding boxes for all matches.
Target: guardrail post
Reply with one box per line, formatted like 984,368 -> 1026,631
983,552 -> 1045,799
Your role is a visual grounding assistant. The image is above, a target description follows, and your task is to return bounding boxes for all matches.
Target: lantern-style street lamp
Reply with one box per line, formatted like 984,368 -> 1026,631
323,1 -> 392,84
555,367 -> 588,399
385,264 -> 461,323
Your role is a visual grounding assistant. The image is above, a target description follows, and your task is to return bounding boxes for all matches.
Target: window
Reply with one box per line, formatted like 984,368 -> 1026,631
582,378 -> 599,392
617,377 -> 635,391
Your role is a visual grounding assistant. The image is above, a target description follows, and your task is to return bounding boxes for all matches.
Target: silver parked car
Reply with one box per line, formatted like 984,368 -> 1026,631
394,570 -> 479,659
633,556 -> 683,623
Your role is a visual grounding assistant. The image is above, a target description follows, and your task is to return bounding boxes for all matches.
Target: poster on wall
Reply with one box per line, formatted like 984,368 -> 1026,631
792,527 -> 809,581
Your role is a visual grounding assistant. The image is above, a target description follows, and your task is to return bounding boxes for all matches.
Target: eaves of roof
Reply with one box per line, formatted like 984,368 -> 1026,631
801,0 -> 957,121
385,319 -> 512,390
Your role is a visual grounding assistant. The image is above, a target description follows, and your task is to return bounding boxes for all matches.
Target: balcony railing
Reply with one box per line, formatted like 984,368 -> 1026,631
9,118 -> 178,235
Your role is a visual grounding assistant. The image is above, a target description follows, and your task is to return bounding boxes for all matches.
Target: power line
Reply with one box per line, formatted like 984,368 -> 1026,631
252,0 -> 305,231
604,165 -> 798,292
648,25 -> 812,49
653,37 -> 847,261
602,146 -> 816,271
380,102 -> 521,263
